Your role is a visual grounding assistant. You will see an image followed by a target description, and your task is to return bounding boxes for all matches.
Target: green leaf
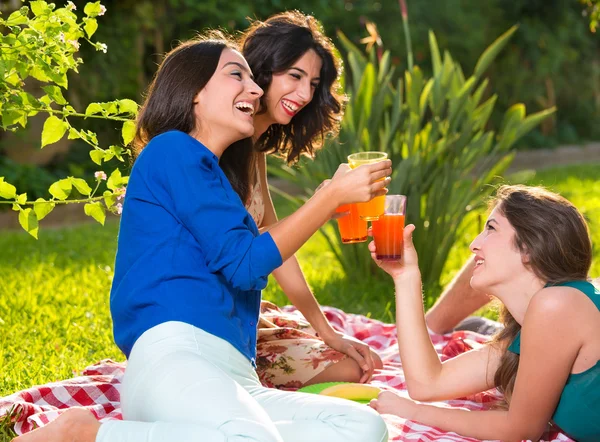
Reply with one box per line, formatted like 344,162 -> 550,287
121,120 -> 136,146
336,30 -> 367,67
107,169 -> 123,190
42,86 -> 67,105
118,99 -> 139,115
84,18 -> 98,38
102,101 -> 119,114
429,31 -> 442,76
16,193 -> 27,205
30,1 -> 49,16
103,190 -> 116,209
6,10 -> 28,26
85,103 -> 104,116
69,177 -> 92,196
515,107 -> 556,141
109,145 -> 125,161
49,179 -> 72,200
34,198 -> 55,220
68,128 -> 81,140
84,202 -> 106,225
90,150 -> 104,165
473,26 -> 518,79
84,2 -> 103,17
0,179 -> 17,199
2,110 -> 26,128
19,92 -> 40,109
19,208 -> 39,239
41,116 -> 68,148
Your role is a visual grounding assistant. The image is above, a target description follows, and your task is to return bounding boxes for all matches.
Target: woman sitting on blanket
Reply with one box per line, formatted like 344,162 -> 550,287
369,185 -> 600,442
14,34 -> 390,442
224,11 -> 383,388
235,12 -> 503,390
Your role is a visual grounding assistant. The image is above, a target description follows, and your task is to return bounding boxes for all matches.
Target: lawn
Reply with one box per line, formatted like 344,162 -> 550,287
1,162 -> 599,405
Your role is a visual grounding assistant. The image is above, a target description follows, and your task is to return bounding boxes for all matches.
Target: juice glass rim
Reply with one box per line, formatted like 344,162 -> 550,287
383,194 -> 407,215
347,151 -> 388,164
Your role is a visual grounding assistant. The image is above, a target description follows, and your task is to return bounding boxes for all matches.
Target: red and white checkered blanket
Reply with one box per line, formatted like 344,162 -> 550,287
0,307 -> 573,441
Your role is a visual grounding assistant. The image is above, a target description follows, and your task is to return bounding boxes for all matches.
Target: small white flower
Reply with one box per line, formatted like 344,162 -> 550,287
68,39 -> 80,50
116,202 -> 123,215
97,42 -> 108,53
98,4 -> 107,16
66,1 -> 76,11
94,171 -> 107,181
116,187 -> 126,201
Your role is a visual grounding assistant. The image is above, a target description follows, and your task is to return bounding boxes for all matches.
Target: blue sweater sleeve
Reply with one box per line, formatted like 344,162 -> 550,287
138,132 -> 282,290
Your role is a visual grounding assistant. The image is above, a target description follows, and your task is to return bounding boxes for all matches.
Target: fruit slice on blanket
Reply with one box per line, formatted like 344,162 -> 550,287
297,382 -> 381,404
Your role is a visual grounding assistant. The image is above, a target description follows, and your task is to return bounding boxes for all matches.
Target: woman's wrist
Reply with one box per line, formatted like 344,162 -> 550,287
313,321 -> 338,340
392,268 -> 422,284
409,400 -> 424,421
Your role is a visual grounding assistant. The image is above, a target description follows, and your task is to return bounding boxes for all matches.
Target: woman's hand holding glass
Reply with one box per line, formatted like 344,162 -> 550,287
369,223 -> 420,280
329,160 -> 392,207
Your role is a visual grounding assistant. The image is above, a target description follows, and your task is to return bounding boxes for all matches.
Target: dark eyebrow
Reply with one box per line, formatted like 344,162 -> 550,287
223,61 -> 253,80
289,67 -> 320,82
485,218 -> 498,227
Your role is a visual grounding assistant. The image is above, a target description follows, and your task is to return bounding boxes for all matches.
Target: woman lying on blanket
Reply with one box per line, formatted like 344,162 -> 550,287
223,11 -> 383,388
14,35 -> 390,442
369,185 -> 600,442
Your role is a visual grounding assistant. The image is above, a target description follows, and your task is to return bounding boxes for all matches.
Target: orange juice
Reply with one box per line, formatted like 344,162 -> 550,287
336,204 -> 368,244
371,214 -> 405,260
347,152 -> 388,221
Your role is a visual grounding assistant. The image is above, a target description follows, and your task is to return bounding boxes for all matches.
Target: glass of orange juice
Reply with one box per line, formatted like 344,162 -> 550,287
371,195 -> 407,260
347,151 -> 388,221
336,203 -> 368,244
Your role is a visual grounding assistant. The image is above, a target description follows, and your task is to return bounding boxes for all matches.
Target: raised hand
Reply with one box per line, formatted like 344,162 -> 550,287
329,161 -> 392,206
369,223 -> 419,279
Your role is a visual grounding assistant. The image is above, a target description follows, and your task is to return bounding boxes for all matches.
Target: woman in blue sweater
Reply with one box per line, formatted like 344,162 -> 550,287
369,185 -> 600,441
15,36 -> 390,442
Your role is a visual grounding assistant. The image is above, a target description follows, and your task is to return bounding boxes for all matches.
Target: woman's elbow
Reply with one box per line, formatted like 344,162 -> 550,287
501,424 -> 545,442
405,384 -> 436,402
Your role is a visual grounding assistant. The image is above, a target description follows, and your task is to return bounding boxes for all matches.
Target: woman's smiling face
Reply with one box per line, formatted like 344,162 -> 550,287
469,206 -> 529,293
261,49 -> 322,125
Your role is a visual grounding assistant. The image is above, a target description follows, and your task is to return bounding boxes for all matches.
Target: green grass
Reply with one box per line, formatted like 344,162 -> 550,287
0,163 -> 599,436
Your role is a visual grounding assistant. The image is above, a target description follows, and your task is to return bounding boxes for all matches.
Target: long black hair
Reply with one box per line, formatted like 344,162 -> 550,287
220,11 -> 344,203
132,33 -> 238,158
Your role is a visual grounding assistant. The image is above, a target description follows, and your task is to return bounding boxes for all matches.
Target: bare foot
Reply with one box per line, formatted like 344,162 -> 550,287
13,408 -> 100,442
369,390 -> 418,418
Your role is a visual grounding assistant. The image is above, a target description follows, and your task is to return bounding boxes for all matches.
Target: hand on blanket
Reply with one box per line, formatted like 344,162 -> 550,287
322,331 -> 377,383
369,223 -> 419,279
369,390 -> 418,419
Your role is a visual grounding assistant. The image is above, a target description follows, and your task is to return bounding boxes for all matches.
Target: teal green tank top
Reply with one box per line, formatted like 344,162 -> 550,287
508,280 -> 600,442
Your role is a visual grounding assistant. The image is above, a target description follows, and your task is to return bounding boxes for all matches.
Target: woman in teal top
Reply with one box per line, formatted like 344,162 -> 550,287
508,280 -> 600,441
367,184 -> 600,442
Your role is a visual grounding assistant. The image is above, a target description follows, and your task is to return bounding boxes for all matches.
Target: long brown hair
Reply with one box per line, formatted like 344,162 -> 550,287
220,11 -> 345,203
488,185 -> 592,403
132,33 -> 239,158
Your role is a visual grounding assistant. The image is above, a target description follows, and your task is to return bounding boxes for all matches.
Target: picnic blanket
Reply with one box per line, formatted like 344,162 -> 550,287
0,306 -> 573,441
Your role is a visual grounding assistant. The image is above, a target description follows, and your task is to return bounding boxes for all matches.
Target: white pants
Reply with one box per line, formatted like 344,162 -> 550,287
96,321 -> 388,442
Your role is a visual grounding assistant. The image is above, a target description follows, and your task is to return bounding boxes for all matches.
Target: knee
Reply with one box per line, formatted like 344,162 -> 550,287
219,419 -> 283,442
371,350 -> 383,369
337,358 -> 364,382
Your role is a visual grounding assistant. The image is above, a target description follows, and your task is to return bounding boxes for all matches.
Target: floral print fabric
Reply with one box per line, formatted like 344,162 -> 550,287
256,301 -> 347,389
